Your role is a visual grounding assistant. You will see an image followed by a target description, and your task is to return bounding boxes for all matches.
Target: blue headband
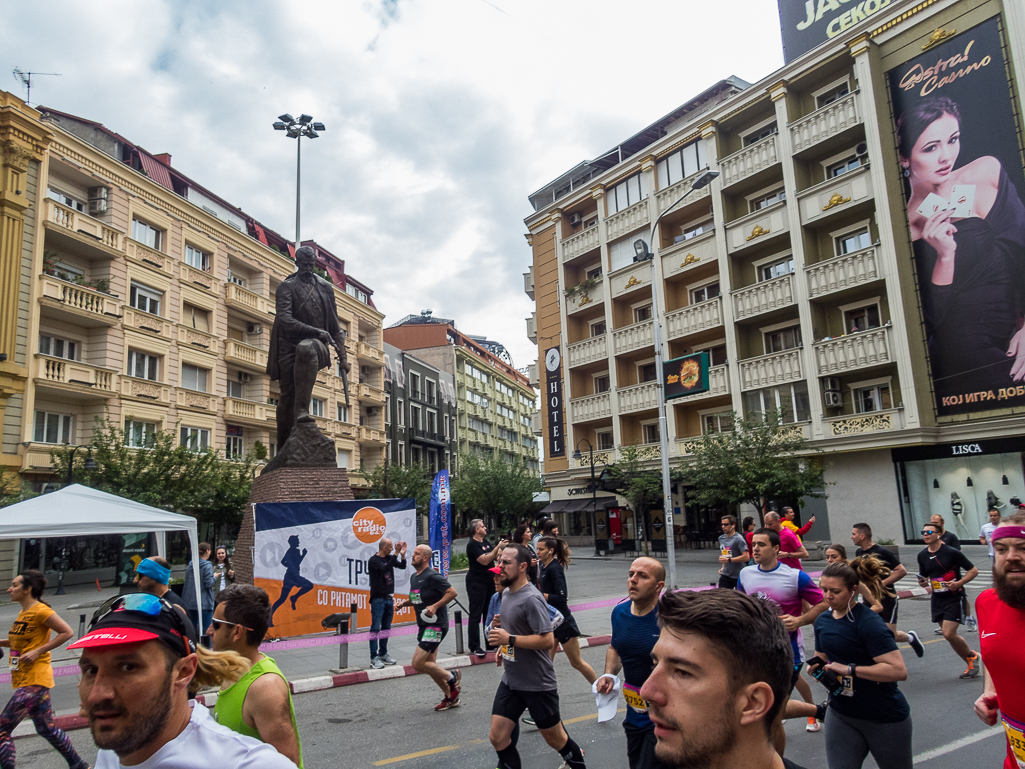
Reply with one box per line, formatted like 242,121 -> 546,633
136,558 -> 171,585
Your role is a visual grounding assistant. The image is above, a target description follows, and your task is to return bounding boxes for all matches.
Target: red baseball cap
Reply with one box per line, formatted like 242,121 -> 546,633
489,566 -> 502,574
69,594 -> 197,658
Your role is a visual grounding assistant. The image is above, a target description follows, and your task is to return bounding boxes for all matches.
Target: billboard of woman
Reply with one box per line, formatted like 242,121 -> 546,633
887,17 -> 1025,416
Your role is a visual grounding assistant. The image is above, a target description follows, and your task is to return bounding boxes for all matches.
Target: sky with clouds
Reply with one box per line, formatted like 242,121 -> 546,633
2,0 -> 785,372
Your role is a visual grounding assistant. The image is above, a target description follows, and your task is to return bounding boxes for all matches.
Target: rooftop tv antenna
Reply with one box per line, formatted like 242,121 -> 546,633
12,68 -> 61,106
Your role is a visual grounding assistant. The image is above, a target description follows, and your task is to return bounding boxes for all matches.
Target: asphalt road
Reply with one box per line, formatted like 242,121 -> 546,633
10,555 -> 1008,768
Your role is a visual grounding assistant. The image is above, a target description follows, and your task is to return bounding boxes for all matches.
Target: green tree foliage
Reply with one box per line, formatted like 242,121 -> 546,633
452,452 -> 543,532
356,461 -> 433,512
0,467 -> 35,509
608,445 -> 686,517
686,410 -> 827,515
49,418 -> 259,529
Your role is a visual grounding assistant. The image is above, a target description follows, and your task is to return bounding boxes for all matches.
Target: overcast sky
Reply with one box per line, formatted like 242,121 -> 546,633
3,0 -> 785,373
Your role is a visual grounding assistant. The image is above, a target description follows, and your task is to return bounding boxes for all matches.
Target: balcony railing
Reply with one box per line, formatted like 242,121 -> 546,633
224,282 -> 272,318
39,275 -> 121,326
618,382 -> 660,413
125,240 -> 172,275
176,389 -> 216,411
610,262 -> 649,299
225,397 -> 270,423
359,425 -> 385,443
224,339 -> 268,372
180,263 -> 217,293
123,307 -> 174,340
739,349 -> 803,391
797,165 -> 873,226
561,226 -> 600,262
177,324 -> 219,354
567,335 -> 608,368
661,229 -> 717,280
35,355 -> 117,396
655,170 -> 714,214
814,326 -> 893,376
605,199 -> 650,242
805,246 -> 880,299
523,266 -> 535,300
43,199 -> 122,254
725,201 -> 789,254
613,321 -> 654,356
358,342 -> 384,364
527,362 -> 539,387
569,392 -> 612,422
665,296 -> 722,340
526,313 -> 537,343
720,134 -> 779,188
120,376 -> 172,404
789,90 -> 862,154
567,280 -> 605,314
359,382 -> 386,404
825,408 -> 903,437
732,274 -> 794,320
531,411 -> 542,435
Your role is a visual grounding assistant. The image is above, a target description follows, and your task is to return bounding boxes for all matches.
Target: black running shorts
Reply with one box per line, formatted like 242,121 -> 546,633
491,681 -> 562,730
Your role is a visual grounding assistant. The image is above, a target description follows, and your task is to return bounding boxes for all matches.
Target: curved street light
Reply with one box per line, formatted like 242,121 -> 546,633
273,114 -> 326,246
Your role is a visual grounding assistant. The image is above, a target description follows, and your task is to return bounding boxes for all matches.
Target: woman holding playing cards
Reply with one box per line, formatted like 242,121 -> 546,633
898,95 -> 1025,398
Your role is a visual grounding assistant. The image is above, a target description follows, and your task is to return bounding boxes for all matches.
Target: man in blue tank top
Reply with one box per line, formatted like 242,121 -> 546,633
596,557 -> 667,769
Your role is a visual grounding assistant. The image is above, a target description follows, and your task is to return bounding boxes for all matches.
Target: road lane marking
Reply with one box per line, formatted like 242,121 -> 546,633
912,726 -> 1002,763
374,745 -> 461,765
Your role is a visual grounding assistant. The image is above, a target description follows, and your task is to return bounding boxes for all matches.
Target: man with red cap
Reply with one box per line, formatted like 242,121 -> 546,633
70,593 -> 296,768
974,512 -> 1025,769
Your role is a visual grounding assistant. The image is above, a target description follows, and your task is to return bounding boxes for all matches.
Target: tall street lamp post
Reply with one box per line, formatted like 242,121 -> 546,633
59,444 -> 96,594
631,168 -> 719,589
273,114 -> 326,246
572,439 -> 600,556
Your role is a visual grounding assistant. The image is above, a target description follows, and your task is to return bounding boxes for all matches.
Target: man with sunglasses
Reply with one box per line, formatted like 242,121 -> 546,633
211,585 -> 303,767
71,593 -> 295,768
916,522 -> 980,679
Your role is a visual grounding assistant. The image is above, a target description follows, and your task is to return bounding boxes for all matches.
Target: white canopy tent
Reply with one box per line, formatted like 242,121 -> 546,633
0,484 -> 203,613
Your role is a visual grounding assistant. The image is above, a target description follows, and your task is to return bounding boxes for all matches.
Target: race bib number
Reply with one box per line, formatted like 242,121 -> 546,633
8,651 -> 18,672
410,590 -> 423,604
623,683 -> 647,713
1003,714 -> 1025,769
500,645 -> 515,662
930,579 -> 949,593
839,675 -> 854,697
421,627 -> 443,643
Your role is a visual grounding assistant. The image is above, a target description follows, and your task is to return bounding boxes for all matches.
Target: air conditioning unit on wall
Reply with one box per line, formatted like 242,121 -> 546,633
824,391 -> 843,408
569,212 -> 583,226
238,372 -> 251,383
822,377 -> 840,392
246,323 -> 263,335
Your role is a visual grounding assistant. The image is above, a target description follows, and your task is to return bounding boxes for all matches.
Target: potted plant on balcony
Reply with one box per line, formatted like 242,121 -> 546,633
564,276 -> 599,303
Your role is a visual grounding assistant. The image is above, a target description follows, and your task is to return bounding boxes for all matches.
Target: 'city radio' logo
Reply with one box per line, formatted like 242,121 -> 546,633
352,507 -> 387,544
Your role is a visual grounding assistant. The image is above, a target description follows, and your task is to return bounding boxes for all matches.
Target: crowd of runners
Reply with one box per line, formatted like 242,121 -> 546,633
0,507 -> 1022,769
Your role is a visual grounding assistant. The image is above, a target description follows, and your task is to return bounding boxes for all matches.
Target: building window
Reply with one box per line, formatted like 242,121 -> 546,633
38,334 -> 78,361
410,403 -> 423,429
127,349 -> 160,381
411,445 -> 423,465
695,344 -> 728,367
743,381 -> 811,423
836,227 -> 872,255
634,304 -> 653,323
125,419 -> 157,448
409,372 -> 421,399
844,303 -> 880,334
182,303 -> 210,333
585,265 -> 603,280
227,378 -> 244,399
853,383 -> 891,413
607,172 -> 649,216
594,374 -> 611,393
398,399 -> 405,427
468,417 -> 492,434
47,188 -> 85,212
444,414 -> 450,438
596,429 -> 614,450
225,428 -> 244,459
690,282 -> 720,303
702,412 -> 734,434
131,218 -> 163,250
590,319 -> 607,337
227,269 -> 247,288
764,325 -> 802,353
743,122 -> 777,146
336,449 -> 351,469
656,141 -> 708,189
181,364 -> 209,393
34,411 -> 72,444
129,282 -> 162,315
758,256 -> 794,282
638,362 -> 658,383
184,245 -> 211,271
828,156 -> 861,178
346,283 -> 369,303
337,404 -> 349,422
427,448 -> 439,473
675,219 -> 713,244
180,426 -> 210,452
642,422 -> 660,444
310,398 -> 325,418
426,380 -> 437,404
750,188 -> 786,212
816,82 -> 850,107
427,410 -> 437,433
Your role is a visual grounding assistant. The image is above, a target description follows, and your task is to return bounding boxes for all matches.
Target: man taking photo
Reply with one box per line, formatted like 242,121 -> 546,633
368,538 -> 407,669
466,520 -> 507,658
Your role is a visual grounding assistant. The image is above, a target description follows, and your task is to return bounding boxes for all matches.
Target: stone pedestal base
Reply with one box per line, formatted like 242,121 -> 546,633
234,466 -> 354,585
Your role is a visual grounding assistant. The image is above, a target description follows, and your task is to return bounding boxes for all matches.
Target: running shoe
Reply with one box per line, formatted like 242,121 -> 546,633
522,715 -> 536,726
907,630 -> 925,658
805,717 -> 820,732
435,696 -> 461,711
965,616 -> 978,632
370,657 -> 385,670
934,626 -> 944,635
448,669 -> 462,699
379,653 -> 397,666
557,748 -> 584,769
959,653 -> 981,679
472,648 -> 487,658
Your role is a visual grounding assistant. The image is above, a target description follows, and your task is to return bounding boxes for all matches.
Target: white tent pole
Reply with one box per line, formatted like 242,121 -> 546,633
156,531 -> 166,558
188,525 -> 203,635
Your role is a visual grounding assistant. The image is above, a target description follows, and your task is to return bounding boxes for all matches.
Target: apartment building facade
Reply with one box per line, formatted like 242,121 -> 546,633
383,342 -> 458,473
525,0 -> 1025,549
0,95 -> 386,577
384,316 -> 539,471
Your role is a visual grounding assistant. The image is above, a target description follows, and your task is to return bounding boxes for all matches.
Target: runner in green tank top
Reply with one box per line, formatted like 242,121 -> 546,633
210,585 -> 303,767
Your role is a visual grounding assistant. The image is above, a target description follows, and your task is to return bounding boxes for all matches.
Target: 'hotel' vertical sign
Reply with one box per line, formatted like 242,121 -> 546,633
544,346 -> 565,457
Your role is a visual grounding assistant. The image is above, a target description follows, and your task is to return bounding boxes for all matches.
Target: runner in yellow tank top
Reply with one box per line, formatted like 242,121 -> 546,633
209,585 -> 303,767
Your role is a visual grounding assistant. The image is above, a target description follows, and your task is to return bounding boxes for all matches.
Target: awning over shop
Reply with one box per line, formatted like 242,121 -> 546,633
539,500 -> 571,515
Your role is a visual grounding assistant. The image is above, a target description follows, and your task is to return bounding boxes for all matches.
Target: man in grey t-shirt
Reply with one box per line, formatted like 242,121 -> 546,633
717,515 -> 749,590
487,544 -> 587,769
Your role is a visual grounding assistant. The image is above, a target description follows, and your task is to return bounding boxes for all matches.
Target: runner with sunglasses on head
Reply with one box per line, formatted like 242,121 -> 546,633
0,570 -> 89,769
71,592 -> 295,768
210,585 -> 303,766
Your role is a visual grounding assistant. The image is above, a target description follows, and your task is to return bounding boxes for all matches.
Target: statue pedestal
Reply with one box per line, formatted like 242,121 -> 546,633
233,466 -> 354,585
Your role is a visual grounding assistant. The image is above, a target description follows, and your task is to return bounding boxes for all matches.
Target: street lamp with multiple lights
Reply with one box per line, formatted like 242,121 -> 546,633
57,444 -> 96,594
631,168 -> 719,590
272,114 -> 326,246
571,439 -> 600,556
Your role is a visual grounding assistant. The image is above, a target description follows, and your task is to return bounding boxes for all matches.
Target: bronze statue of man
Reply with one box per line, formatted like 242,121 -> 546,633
266,246 -> 349,450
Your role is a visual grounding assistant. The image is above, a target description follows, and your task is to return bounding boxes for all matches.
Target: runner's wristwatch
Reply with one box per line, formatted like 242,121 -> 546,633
508,635 -> 517,647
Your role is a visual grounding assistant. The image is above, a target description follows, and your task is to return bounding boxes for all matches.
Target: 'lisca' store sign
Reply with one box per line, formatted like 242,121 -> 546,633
892,436 -> 1025,463
544,346 -> 565,458
952,444 -> 983,456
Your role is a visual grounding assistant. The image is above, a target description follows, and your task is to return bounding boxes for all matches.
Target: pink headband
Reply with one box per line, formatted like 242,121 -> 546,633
992,526 -> 1025,542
